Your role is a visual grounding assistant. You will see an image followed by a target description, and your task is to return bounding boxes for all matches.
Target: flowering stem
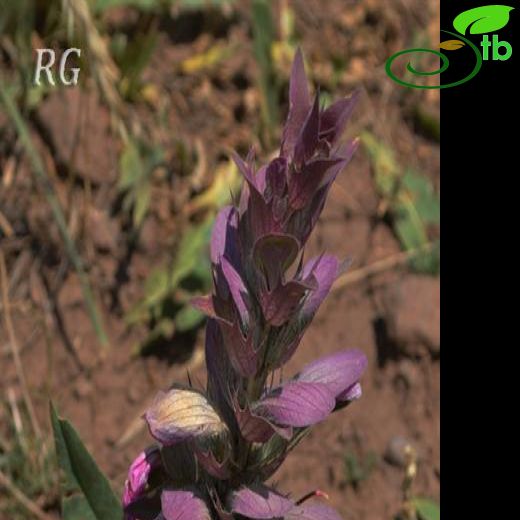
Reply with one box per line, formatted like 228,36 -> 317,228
122,49 -> 368,520
238,324 -> 273,470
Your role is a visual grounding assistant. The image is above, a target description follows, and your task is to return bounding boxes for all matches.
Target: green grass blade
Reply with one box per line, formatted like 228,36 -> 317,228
0,78 -> 109,348
252,0 -> 279,146
50,403 -> 123,520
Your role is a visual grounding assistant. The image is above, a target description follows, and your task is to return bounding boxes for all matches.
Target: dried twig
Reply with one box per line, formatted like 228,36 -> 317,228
400,444 -> 419,520
332,242 -> 435,292
115,412 -> 147,449
0,470 -> 56,520
0,209 -> 14,237
0,253 -> 41,438
7,387 -> 25,440
0,300 -> 30,315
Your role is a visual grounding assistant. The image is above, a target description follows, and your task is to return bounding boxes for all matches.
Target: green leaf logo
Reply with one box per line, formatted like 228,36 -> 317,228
453,5 -> 514,35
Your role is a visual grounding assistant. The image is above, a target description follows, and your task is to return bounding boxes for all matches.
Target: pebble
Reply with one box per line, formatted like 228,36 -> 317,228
384,436 -> 415,468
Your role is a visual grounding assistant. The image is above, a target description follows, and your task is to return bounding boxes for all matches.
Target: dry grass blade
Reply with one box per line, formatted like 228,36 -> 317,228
61,0 -> 126,137
0,209 -> 14,237
332,242 -> 436,292
1,253 -> 41,439
0,81 -> 109,348
0,470 -> 56,520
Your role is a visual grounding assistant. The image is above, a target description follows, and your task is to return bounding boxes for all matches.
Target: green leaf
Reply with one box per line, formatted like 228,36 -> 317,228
411,105 -> 440,143
117,29 -> 158,99
118,139 -> 164,228
252,0 -> 279,146
343,451 -> 377,488
125,267 -> 171,325
118,140 -> 143,191
133,317 -> 176,355
170,216 -> 213,288
51,403 -> 81,494
50,403 -> 123,520
145,267 -> 170,302
174,305 -> 205,332
394,184 -> 439,274
133,181 -> 151,228
125,300 -> 151,325
412,497 -> 440,520
63,495 -> 97,520
361,131 -> 400,198
180,43 -> 234,74
362,132 -> 439,275
94,0 -> 159,12
126,217 -> 213,327
453,5 -> 514,35
402,170 -> 440,225
187,254 -> 212,286
94,0 -> 234,12
179,0 -> 235,9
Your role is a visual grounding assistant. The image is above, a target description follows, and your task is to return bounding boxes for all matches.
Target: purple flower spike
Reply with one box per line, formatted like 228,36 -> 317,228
161,488 -> 211,520
231,484 -> 295,519
297,349 -> 368,400
126,49 -> 364,520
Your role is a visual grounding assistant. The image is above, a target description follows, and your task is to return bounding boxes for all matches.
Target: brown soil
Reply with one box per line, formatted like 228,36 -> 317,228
0,1 -> 439,519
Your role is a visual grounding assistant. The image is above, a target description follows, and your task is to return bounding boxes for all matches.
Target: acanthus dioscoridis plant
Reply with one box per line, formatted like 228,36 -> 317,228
123,49 -> 367,520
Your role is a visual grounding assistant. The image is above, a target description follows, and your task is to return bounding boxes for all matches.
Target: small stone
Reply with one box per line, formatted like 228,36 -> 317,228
394,359 -> 420,390
37,88 -> 118,185
349,57 -> 366,79
384,436 -> 414,468
86,208 -> 119,253
384,275 -> 440,356
128,383 -> 142,404
74,377 -> 93,399
58,273 -> 84,307
138,217 -> 160,254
